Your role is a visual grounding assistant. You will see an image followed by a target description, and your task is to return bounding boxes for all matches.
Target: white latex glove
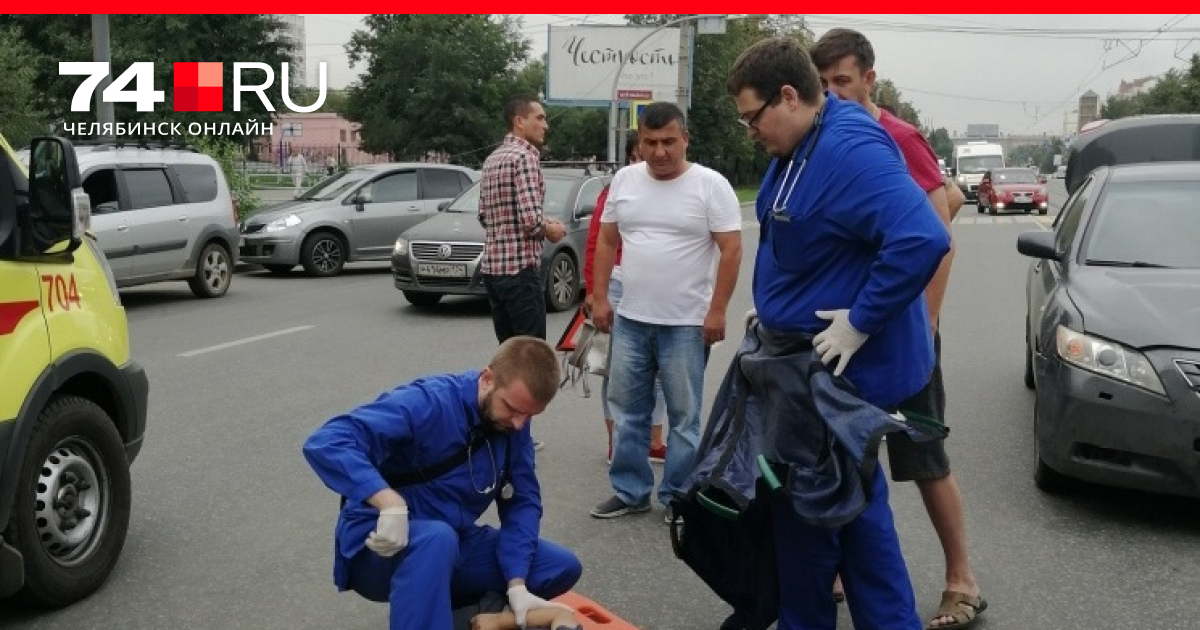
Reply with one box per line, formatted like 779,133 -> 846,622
744,308 -> 758,330
364,505 -> 408,557
506,584 -> 573,627
813,309 -> 869,377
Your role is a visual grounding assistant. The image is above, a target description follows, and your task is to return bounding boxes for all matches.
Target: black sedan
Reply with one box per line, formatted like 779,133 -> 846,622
1018,162 -> 1200,497
392,167 -> 609,312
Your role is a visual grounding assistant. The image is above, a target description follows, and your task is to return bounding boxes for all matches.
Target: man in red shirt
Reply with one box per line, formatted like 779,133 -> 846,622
812,29 -> 983,630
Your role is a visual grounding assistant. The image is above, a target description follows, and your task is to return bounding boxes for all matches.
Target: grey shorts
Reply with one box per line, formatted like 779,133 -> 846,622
887,332 -> 951,482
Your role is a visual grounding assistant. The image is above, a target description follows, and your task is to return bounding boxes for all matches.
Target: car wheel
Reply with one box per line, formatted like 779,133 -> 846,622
545,251 -> 578,313
1025,319 -> 1036,390
301,232 -> 345,277
187,241 -> 232,298
403,291 -> 442,307
1039,208 -> 1048,215
8,395 -> 131,608
264,264 -> 293,276
1033,400 -> 1072,494
976,199 -> 985,214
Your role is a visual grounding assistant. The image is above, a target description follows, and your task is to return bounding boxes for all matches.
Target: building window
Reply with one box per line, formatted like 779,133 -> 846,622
340,129 -> 347,143
283,122 -> 303,137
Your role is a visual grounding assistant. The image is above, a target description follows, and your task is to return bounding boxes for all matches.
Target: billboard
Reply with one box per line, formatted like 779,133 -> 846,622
546,25 -> 682,105
966,123 -> 1000,138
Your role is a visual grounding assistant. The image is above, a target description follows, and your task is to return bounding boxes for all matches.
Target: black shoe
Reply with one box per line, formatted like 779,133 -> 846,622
590,495 -> 651,519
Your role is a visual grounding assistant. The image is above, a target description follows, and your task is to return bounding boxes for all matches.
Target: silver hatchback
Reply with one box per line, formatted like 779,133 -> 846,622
78,145 -> 240,298
240,163 -> 478,277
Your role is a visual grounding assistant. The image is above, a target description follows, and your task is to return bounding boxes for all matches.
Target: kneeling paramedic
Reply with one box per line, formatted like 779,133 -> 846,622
303,336 -> 582,630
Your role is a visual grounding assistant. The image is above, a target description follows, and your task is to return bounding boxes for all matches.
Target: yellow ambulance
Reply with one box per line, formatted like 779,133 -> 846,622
0,131 -> 147,607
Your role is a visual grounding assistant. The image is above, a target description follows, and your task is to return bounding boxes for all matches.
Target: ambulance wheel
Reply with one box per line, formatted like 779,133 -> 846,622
8,395 -> 131,608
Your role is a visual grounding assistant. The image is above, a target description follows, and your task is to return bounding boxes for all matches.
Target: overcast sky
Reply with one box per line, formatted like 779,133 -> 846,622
301,14 -> 1199,137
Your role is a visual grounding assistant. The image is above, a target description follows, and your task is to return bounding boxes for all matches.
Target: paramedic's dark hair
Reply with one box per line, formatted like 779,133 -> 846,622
726,37 -> 822,105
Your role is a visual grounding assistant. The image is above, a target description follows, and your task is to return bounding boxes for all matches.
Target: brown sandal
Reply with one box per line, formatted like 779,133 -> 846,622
926,590 -> 987,630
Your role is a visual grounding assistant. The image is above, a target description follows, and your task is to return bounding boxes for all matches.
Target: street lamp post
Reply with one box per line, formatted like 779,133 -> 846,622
606,14 -> 728,163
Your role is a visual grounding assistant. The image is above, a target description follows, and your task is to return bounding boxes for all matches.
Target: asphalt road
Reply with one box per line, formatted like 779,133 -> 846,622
6,183 -> 1200,629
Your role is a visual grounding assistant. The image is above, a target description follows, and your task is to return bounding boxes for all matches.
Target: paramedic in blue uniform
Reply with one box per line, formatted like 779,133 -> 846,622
726,38 -> 951,630
303,336 -> 581,630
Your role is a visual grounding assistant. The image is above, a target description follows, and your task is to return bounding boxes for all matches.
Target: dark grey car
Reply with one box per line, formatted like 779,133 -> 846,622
1018,162 -> 1200,497
392,168 -> 609,312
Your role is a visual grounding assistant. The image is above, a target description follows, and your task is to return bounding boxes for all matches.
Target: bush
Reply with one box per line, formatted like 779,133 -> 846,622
190,136 -> 261,221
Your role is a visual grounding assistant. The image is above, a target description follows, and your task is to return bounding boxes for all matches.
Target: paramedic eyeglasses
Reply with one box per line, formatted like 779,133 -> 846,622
737,92 -> 781,131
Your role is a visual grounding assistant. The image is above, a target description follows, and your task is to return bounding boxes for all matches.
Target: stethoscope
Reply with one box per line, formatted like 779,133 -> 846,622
768,103 -> 826,224
466,429 -> 514,500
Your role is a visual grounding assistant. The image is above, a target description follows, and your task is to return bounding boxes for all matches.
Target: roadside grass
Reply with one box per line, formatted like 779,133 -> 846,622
734,185 -> 759,204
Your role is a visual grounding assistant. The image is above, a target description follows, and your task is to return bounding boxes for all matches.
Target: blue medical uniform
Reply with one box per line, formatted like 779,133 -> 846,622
302,371 -> 581,630
753,94 -> 951,629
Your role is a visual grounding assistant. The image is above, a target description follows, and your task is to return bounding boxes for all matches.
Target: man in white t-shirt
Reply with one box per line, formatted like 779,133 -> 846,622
589,102 -> 743,523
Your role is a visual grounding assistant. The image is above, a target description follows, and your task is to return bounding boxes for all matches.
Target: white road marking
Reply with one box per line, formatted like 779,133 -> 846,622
178,325 -> 314,357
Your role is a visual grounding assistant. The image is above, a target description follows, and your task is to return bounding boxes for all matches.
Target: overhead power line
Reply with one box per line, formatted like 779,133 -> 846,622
805,14 -> 1200,41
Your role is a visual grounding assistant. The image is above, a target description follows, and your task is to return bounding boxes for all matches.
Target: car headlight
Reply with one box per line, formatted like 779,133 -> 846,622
393,237 -> 408,256
1056,325 -> 1165,395
264,214 -> 302,232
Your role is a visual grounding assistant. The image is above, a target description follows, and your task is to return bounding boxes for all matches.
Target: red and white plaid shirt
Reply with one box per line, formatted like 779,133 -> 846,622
478,134 -> 545,276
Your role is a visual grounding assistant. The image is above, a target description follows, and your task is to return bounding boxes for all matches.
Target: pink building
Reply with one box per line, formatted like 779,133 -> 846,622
257,112 -> 390,168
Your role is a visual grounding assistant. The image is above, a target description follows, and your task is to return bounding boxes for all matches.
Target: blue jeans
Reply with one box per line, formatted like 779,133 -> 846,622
607,314 -> 707,507
601,276 -> 665,426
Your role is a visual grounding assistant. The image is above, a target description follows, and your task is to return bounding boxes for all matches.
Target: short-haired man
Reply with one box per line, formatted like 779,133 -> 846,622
727,37 -> 950,629
812,28 -> 984,630
303,337 -> 582,630
478,95 -> 567,343
589,102 -> 743,522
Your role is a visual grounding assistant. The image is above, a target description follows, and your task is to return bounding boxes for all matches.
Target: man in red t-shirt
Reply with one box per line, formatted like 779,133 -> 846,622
812,28 -> 984,630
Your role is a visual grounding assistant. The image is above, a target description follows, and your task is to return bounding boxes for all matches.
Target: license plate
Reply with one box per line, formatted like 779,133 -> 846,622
1015,195 -> 1031,201
417,263 -> 466,278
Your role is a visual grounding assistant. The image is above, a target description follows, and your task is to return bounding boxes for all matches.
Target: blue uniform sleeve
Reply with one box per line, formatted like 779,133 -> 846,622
302,385 -> 432,504
827,135 -> 951,335
495,424 -> 542,582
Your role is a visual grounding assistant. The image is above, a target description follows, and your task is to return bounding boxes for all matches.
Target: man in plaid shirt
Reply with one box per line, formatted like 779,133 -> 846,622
478,95 -> 567,342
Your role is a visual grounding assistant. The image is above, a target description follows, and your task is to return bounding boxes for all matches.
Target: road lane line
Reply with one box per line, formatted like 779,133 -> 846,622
178,325 -> 315,357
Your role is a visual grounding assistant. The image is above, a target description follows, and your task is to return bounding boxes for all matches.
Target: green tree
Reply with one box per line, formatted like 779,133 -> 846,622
190,136 -> 260,219
872,79 -> 922,129
927,127 -> 954,163
1101,54 -> 1200,120
762,14 -> 814,40
344,15 -> 530,164
0,15 -> 295,141
0,26 -> 47,147
622,15 -> 779,184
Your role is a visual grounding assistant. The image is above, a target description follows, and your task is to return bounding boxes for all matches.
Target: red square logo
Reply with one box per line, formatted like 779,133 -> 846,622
173,62 -> 223,112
